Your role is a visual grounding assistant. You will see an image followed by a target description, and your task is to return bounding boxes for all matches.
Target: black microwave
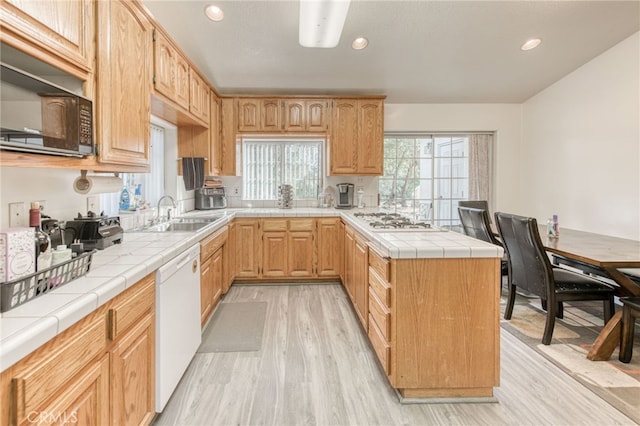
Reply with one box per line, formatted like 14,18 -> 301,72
0,63 -> 94,157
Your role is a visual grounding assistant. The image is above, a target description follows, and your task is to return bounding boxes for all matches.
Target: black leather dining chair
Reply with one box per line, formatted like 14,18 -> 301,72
458,200 -> 491,223
494,212 -> 616,345
458,206 -> 508,278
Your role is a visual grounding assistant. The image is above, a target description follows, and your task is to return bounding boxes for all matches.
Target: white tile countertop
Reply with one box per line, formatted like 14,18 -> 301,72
0,207 -> 502,372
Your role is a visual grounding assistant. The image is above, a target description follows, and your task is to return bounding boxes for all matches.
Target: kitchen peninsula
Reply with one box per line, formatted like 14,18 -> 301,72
0,208 -> 501,425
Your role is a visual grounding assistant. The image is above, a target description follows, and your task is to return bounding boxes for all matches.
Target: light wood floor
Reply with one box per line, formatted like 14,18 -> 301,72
153,284 -> 636,426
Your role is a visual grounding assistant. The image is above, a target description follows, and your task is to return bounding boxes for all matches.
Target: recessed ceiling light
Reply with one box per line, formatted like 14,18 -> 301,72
521,38 -> 542,51
299,0 -> 351,48
205,5 -> 224,22
352,37 -> 368,50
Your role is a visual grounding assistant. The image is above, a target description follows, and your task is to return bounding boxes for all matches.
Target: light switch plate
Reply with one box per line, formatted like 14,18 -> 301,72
87,196 -> 99,213
9,202 -> 26,227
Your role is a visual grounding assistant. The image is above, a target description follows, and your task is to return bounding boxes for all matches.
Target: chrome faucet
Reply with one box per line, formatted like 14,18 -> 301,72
156,195 -> 177,222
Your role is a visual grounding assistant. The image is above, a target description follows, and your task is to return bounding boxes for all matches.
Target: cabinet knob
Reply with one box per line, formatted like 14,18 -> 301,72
192,259 -> 198,273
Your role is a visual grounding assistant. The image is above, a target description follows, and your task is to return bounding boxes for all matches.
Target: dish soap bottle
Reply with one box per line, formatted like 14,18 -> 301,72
119,186 -> 130,211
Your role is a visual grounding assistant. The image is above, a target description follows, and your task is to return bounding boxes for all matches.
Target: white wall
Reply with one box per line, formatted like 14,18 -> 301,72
383,103 -> 523,215
521,32 -> 640,240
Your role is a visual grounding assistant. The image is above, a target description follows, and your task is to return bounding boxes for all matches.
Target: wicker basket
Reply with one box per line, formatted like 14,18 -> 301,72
0,250 -> 96,313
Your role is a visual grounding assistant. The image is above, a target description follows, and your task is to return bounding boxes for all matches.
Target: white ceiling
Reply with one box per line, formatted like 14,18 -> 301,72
142,0 -> 640,103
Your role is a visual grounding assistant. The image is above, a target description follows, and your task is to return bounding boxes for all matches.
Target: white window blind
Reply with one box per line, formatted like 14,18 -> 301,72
242,139 -> 323,200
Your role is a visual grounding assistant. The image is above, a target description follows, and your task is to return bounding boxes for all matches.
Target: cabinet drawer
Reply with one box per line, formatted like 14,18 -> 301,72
201,226 -> 228,260
369,267 -> 391,308
369,247 -> 390,281
262,219 -> 288,232
108,274 -> 154,340
369,287 -> 391,341
289,218 -> 314,231
12,315 -> 107,421
368,314 -> 390,375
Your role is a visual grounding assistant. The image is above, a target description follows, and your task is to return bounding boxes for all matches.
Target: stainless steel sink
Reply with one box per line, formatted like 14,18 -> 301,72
142,221 -> 212,232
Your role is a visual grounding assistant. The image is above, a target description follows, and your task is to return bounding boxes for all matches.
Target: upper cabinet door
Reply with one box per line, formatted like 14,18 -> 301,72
237,99 -> 260,132
0,0 -> 94,78
261,99 -> 281,131
357,99 -> 384,175
153,31 -> 176,100
283,100 -> 305,132
175,55 -> 190,110
330,99 -> 359,175
96,0 -> 152,167
307,100 -> 328,132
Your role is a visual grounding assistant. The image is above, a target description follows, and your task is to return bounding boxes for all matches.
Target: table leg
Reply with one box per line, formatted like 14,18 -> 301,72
587,310 -> 622,361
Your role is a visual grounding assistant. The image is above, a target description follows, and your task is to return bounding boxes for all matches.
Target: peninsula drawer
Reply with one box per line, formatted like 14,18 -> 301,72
201,226 -> 228,260
368,314 -> 390,375
262,219 -> 288,232
369,247 -> 390,282
369,267 -> 392,308
288,218 -> 314,231
108,273 -> 154,340
369,287 -> 391,341
12,315 -> 107,421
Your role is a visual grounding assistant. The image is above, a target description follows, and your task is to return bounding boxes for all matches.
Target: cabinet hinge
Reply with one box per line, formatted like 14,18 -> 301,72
152,76 -> 156,84
152,29 -> 156,42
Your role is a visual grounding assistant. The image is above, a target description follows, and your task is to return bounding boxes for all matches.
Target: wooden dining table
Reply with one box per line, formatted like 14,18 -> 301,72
539,226 -> 640,360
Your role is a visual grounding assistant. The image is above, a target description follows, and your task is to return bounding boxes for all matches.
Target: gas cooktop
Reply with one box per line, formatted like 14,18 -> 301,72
353,212 -> 447,232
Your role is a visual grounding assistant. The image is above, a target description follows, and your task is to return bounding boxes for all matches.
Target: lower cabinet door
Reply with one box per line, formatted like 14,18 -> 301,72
200,256 -> 214,326
110,313 -> 155,426
288,231 -> 314,277
30,354 -> 110,426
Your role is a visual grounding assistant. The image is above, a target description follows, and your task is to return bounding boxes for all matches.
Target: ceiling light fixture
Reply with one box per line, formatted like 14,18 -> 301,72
352,37 -> 368,50
299,0 -> 351,48
205,4 -> 224,22
521,38 -> 542,51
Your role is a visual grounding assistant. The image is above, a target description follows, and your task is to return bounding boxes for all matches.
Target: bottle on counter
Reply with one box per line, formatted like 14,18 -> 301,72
552,214 -> 559,237
29,202 -> 51,270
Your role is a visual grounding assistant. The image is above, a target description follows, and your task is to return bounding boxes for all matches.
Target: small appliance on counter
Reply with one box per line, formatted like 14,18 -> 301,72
195,187 -> 227,210
336,183 -> 354,209
277,184 -> 294,209
64,211 -> 123,250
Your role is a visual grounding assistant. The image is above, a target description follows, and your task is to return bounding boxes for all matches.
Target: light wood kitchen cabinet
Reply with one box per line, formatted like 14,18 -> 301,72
189,70 -> 210,124
237,98 -> 281,132
200,227 -> 227,326
261,218 -> 315,278
110,312 -> 155,426
368,255 -> 500,398
316,218 -> 341,277
0,274 -> 155,426
235,218 -> 261,279
219,97 -> 237,175
353,232 -> 369,329
224,221 -> 236,293
209,94 -> 222,176
95,0 -> 152,168
343,225 -> 355,301
288,221 -> 315,277
0,0 -> 94,78
342,223 -> 368,328
283,99 -> 329,132
153,30 -> 189,110
330,98 -> 384,175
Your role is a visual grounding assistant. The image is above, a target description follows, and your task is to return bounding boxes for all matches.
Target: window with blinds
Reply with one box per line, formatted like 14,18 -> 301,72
242,139 -> 323,200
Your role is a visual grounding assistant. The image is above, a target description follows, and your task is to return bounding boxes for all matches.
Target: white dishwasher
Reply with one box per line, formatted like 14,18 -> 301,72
155,243 -> 201,412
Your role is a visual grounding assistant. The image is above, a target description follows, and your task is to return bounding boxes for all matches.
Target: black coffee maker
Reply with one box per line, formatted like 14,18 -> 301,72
336,183 -> 354,209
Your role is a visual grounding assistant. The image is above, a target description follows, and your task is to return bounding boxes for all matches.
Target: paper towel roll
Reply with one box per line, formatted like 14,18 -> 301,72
73,175 -> 123,195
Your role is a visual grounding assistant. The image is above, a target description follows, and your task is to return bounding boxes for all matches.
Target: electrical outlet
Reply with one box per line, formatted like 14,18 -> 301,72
87,196 -> 99,213
232,187 -> 240,196
37,200 -> 47,213
9,202 -> 26,227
